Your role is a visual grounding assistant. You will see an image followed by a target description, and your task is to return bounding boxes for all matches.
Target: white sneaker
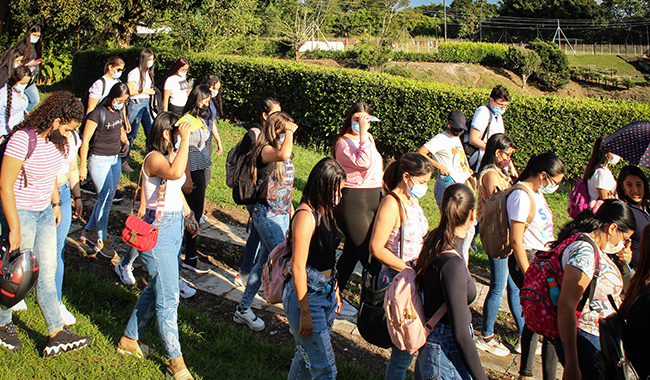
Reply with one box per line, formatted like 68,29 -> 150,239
115,263 -> 136,285
474,335 -> 510,357
200,215 -> 208,224
59,303 -> 77,325
179,279 -> 196,298
233,306 -> 265,331
336,299 -> 358,317
11,299 -> 27,311
234,273 -> 248,288
514,336 -> 522,354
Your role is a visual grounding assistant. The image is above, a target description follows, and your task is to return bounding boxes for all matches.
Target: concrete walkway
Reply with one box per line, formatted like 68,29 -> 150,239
75,202 -> 559,379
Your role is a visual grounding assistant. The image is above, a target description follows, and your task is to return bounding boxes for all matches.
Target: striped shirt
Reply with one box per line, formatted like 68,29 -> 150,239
5,130 -> 63,211
179,114 -> 212,172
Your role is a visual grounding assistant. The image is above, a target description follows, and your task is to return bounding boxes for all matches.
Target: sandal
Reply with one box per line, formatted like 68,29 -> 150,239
166,368 -> 194,380
117,341 -> 153,359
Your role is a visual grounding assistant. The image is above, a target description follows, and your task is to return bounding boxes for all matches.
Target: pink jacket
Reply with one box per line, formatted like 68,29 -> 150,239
334,134 -> 383,189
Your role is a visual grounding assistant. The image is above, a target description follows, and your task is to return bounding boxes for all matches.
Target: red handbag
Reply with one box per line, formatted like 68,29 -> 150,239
122,154 -> 166,251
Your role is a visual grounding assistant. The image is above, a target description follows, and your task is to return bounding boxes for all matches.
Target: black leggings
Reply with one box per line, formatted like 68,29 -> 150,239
336,187 -> 382,291
183,169 -> 206,262
510,253 -> 559,379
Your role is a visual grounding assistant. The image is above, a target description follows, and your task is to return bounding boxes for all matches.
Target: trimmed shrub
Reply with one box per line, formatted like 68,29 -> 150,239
527,39 -> 571,90
71,49 -> 650,181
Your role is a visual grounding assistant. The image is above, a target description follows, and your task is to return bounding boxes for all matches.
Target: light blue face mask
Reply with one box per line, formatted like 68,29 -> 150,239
13,63 -> 20,69
492,106 -> 505,116
113,101 -> 125,111
406,177 -> 428,199
540,175 -> 559,194
112,70 -> 123,79
351,121 -> 360,134
174,135 -> 181,150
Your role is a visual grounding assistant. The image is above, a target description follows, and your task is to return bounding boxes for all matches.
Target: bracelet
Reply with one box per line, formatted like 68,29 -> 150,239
73,196 -> 82,200
52,202 -> 62,207
186,211 -> 195,219
285,128 -> 295,133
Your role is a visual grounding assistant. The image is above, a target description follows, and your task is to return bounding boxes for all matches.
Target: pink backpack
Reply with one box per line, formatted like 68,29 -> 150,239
261,206 -> 313,304
383,263 -> 448,355
567,178 -> 590,219
521,234 -> 600,338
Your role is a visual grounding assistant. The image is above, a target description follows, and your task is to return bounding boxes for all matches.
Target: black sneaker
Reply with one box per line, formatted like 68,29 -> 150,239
181,257 -> 210,274
80,181 -> 96,195
43,327 -> 91,357
113,189 -> 125,203
0,322 -> 22,351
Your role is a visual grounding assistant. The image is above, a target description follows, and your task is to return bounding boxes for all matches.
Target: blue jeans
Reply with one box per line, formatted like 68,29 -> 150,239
241,204 -> 261,275
123,98 -> 153,163
85,154 -> 120,242
554,329 -> 601,380
435,175 -> 475,264
239,203 -> 289,309
379,267 -> 415,380
55,182 -> 73,302
415,323 -> 473,380
481,255 -> 524,337
0,206 -> 64,334
283,280 -> 337,379
124,210 -> 184,359
24,83 -> 39,112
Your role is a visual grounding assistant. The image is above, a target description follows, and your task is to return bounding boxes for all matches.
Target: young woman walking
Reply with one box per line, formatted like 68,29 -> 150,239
86,56 -> 126,114
163,58 -> 191,115
0,66 -> 32,136
369,153 -> 433,379
13,25 -> 42,111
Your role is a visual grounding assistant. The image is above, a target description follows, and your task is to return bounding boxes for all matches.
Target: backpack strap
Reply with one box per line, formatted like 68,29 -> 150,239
20,129 -> 38,188
573,234 -> 601,312
386,192 -> 407,260
506,183 -> 536,226
424,303 -> 447,334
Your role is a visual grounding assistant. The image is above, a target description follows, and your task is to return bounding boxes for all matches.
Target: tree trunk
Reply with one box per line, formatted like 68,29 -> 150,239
522,73 -> 529,88
116,25 -> 136,48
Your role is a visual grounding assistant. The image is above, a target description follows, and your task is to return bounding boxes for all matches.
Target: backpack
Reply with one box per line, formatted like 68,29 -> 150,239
261,206 -> 312,304
226,127 -> 261,188
383,255 -> 453,355
520,234 -> 600,339
479,183 -> 535,259
567,178 -> 591,219
598,294 -> 641,380
0,129 -> 38,188
149,86 -> 163,118
232,143 -> 274,206
81,77 -> 106,113
462,105 -> 492,171
78,106 -> 107,154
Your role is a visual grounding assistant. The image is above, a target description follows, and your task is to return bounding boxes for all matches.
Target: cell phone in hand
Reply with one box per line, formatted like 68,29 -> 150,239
32,59 -> 43,64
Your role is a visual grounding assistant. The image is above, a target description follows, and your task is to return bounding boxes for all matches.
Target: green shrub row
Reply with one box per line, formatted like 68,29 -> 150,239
71,48 -> 650,181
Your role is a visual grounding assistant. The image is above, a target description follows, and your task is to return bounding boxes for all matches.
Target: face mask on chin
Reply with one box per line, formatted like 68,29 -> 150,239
49,128 -> 67,144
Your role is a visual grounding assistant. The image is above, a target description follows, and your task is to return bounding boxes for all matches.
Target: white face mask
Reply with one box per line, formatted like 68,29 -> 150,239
14,84 -> 27,93
147,60 -> 154,68
603,230 -> 626,254
278,133 -> 285,143
112,70 -> 123,79
210,89 -> 219,97
30,36 -> 40,44
608,154 -> 621,165
178,72 -> 187,78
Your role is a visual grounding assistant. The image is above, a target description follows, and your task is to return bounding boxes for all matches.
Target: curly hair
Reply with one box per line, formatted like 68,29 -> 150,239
10,91 -> 84,156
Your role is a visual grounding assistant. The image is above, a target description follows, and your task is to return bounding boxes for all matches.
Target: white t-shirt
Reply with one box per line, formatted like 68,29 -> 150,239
471,105 -> 505,165
423,131 -> 471,184
88,76 -> 120,100
163,74 -> 189,107
127,68 -> 152,100
0,84 -> 28,136
588,167 -> 616,202
507,182 -> 554,251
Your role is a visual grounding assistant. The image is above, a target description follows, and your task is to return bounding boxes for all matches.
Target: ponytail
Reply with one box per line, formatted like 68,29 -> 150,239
518,152 -> 565,182
382,153 -> 434,194
583,136 -> 607,180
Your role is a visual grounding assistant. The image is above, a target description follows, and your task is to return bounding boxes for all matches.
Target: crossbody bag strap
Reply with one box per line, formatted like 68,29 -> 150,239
131,151 -> 157,215
424,303 -> 447,334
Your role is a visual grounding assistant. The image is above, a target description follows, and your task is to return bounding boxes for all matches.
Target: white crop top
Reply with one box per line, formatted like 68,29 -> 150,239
57,131 -> 81,175
142,152 -> 186,212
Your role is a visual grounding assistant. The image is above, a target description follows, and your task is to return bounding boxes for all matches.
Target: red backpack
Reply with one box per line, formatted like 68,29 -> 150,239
567,178 -> 591,219
521,234 -> 600,339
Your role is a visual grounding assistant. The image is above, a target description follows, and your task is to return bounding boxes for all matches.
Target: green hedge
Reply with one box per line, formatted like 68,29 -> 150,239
71,48 -> 650,181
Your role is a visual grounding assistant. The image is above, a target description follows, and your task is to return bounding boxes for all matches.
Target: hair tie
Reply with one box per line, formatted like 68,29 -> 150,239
590,200 -> 604,214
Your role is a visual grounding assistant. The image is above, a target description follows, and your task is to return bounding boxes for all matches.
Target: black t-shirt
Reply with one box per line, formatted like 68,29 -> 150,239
623,291 -> 650,378
87,105 -> 123,156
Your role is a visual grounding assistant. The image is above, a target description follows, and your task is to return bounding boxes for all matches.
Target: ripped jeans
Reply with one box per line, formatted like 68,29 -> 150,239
283,280 -> 337,379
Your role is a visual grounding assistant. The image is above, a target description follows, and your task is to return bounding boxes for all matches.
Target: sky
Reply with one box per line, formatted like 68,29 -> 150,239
409,0 -> 499,6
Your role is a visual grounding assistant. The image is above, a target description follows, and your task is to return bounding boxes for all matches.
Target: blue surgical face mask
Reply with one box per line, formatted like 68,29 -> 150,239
13,62 -> 20,69
30,36 -> 40,44
406,177 -> 428,199
112,70 -> 123,79
351,121 -> 360,134
174,135 -> 181,150
113,101 -> 124,111
492,106 -> 505,116
540,175 -> 559,194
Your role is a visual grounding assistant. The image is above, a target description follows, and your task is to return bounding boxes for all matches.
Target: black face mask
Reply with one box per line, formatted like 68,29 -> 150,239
49,128 -> 67,144
449,128 -> 464,137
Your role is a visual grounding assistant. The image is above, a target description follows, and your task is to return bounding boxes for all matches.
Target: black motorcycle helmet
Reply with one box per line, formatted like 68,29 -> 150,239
0,240 -> 39,309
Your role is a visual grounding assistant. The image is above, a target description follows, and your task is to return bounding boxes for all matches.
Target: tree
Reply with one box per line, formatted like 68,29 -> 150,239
450,0 -> 497,41
275,0 -> 339,60
527,39 -> 570,90
506,46 -> 541,88
377,0 -> 410,45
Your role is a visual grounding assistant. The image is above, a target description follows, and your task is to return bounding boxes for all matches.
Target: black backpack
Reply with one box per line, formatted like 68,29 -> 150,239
226,127 -> 261,188
462,105 -> 493,171
232,148 -> 274,206
81,77 -> 106,113
78,106 -> 107,154
149,86 -> 163,118
598,294 -> 640,380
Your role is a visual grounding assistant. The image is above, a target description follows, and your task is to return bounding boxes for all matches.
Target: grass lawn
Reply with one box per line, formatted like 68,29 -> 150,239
567,54 -> 644,77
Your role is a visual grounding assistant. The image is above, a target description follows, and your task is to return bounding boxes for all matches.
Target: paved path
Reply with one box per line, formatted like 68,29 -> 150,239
73,202 -> 559,378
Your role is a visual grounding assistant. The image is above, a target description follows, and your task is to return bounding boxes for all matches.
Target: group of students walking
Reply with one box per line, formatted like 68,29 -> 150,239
0,36 -> 648,380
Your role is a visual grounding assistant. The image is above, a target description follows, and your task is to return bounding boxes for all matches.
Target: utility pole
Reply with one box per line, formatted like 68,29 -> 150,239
444,0 -> 447,42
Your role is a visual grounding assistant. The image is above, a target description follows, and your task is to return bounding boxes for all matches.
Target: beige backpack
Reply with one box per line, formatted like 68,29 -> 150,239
479,183 -> 535,259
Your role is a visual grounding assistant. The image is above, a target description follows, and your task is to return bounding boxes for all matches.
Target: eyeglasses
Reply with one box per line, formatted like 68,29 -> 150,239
619,232 -> 632,247
499,150 -> 513,159
494,101 -> 509,109
546,174 -> 560,187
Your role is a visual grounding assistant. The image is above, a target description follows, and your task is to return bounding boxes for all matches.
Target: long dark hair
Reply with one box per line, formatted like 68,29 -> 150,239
552,199 -> 636,250
415,184 -> 475,283
5,66 -> 32,128
300,157 -> 347,229
200,74 -> 223,119
478,133 -> 515,174
9,91 -> 83,155
15,25 -> 42,62
255,97 -> 280,124
98,82 -> 130,113
137,48 -> 154,92
383,153 -> 434,194
182,85 -> 211,120
620,224 -> 650,318
518,152 -> 565,183
331,101 -> 372,158
168,58 -> 189,77
147,112 -> 180,156
0,46 -> 24,81
252,111 -> 294,182
616,165 -> 650,206
583,136 -> 608,180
